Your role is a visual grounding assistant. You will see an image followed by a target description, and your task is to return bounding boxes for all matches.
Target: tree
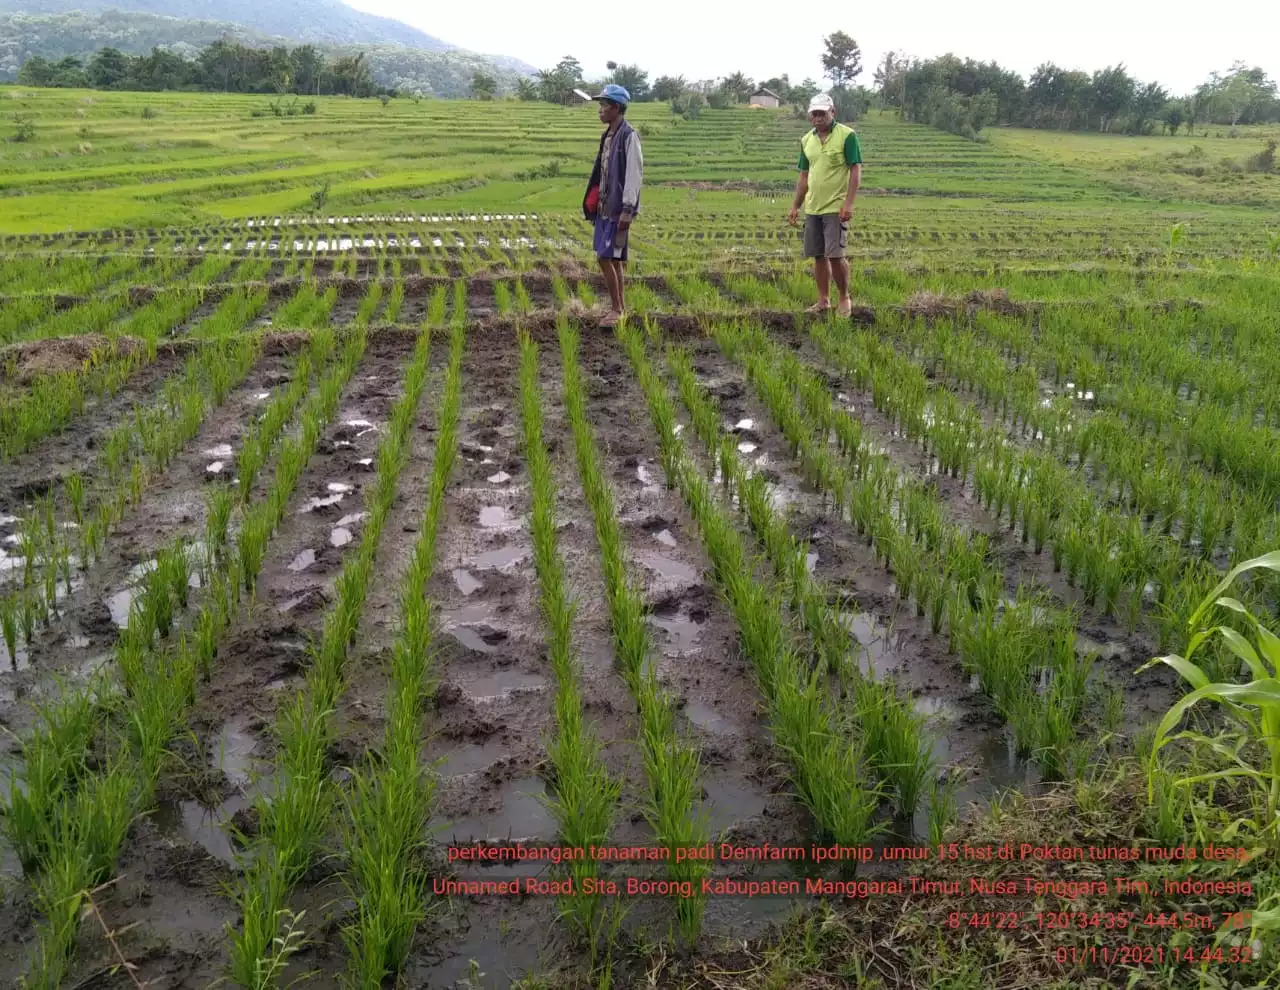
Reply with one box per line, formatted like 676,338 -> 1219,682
652,75 -> 686,101
471,71 -> 496,100
515,77 -> 539,101
537,55 -> 583,104
1161,100 -> 1185,135
17,56 -> 55,87
1128,80 -> 1168,134
1090,64 -> 1135,131
789,77 -> 820,108
719,71 -> 754,103
821,31 -> 862,88
873,50 -> 911,108
87,48 -> 129,89
610,64 -> 650,101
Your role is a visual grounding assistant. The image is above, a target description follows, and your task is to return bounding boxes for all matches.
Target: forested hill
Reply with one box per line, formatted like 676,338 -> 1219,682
0,0 -> 452,50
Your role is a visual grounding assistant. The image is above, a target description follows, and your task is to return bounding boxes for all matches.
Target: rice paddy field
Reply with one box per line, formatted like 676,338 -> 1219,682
1,86 -> 1280,990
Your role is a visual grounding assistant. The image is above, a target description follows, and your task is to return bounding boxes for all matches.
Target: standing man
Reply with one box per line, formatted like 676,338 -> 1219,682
583,83 -> 642,329
787,92 -> 862,317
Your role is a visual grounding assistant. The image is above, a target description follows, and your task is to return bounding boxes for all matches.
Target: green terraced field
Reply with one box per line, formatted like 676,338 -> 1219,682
1,86 -> 1279,990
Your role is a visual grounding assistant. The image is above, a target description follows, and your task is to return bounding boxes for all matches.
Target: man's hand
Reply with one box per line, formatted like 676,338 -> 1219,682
787,206 -> 800,227
839,199 -> 854,222
618,212 -> 633,231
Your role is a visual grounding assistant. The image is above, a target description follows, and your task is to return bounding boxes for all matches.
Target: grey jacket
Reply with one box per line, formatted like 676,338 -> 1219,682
583,119 -> 642,221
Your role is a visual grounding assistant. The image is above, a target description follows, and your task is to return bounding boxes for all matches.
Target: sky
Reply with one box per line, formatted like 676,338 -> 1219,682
342,0 -> 1278,95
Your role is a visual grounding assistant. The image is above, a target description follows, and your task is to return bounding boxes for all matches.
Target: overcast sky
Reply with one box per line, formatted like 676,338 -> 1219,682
342,0 -> 1278,95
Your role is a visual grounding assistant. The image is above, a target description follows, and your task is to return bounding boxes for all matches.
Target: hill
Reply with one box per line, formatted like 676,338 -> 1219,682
0,7 -> 538,96
0,0 -> 454,50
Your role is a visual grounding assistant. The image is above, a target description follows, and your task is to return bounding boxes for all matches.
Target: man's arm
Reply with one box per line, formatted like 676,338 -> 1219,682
788,145 -> 809,225
839,164 -> 861,221
619,131 -> 643,226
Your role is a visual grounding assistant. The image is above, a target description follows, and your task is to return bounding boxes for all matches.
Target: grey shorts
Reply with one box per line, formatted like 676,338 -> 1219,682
803,213 -> 848,259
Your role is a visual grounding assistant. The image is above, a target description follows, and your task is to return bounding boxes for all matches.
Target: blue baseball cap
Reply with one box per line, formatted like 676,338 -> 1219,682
593,83 -> 630,106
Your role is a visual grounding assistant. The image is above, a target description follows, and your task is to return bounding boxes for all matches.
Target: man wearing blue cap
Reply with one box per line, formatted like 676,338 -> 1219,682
583,83 -> 643,328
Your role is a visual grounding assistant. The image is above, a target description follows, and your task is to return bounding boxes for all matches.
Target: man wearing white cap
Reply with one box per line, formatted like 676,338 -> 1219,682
787,92 -> 862,317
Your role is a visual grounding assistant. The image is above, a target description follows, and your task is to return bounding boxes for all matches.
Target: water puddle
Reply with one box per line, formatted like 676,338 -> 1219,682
731,419 -> 755,432
684,699 -> 738,735
460,669 -> 546,703
472,545 -> 529,571
287,549 -> 316,572
330,527 -> 354,548
637,464 -> 656,487
302,494 -> 345,513
805,551 -> 819,573
441,776 -> 556,842
700,776 -> 768,835
452,569 -> 483,595
206,461 -> 226,475
358,458 -> 373,468
327,482 -> 354,494
436,738 -> 510,776
105,588 -> 136,629
3,641 -> 31,670
648,606 -> 704,655
451,627 -> 498,654
337,512 -> 368,528
479,506 -> 520,531
839,612 -> 903,677
487,471 -> 512,484
653,529 -> 677,548
738,442 -> 758,454
636,552 -> 699,589
1076,634 -> 1129,661
205,444 -> 233,458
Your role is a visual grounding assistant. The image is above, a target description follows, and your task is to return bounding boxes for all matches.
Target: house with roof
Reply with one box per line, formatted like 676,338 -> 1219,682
748,87 -> 782,108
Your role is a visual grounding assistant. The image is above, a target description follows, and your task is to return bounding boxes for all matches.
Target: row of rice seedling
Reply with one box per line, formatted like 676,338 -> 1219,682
515,325 -> 624,963
658,337 -> 937,829
2,525 -> 241,988
557,316 -> 711,945
801,316 -> 1264,659
889,310 -> 1279,562
705,316 -> 1093,778
339,298 -> 465,988
0,255 -> 269,459
1,334 -> 263,664
225,287 -> 390,989
269,279 -> 339,330
616,319 -> 884,853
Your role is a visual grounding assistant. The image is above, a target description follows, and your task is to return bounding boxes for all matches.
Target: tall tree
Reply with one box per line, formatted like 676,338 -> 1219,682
873,50 -> 911,107
1090,64 -> 1135,132
821,31 -> 862,88
720,71 -> 754,103
610,64 -> 650,101
652,74 -> 686,101
471,71 -> 496,100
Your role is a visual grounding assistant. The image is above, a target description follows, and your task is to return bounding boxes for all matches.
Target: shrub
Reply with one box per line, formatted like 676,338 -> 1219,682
140,106 -> 157,119
10,114 -> 35,143
1246,140 -> 1277,174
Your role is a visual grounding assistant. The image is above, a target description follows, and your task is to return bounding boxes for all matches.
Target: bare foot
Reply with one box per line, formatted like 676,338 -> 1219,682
805,301 -> 831,315
599,311 -> 621,328
837,298 -> 853,317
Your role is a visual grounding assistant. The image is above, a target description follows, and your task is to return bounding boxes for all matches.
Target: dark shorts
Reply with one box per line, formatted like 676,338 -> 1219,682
803,213 -> 848,259
594,216 -> 629,261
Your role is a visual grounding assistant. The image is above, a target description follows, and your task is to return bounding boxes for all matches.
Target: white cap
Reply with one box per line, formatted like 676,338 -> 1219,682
808,92 -> 835,113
